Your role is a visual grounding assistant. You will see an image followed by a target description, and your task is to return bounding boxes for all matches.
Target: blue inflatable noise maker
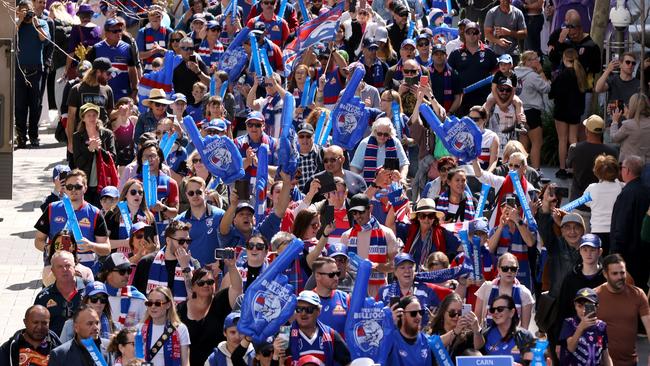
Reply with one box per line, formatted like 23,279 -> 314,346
237,239 -> 304,343
345,258 -> 386,360
463,75 -> 494,94
182,116 -> 244,184
278,93 -> 298,176
508,170 -> 538,232
419,104 -> 482,162
62,194 -> 83,242
331,66 -> 369,150
218,29 -> 250,82
560,191 -> 592,212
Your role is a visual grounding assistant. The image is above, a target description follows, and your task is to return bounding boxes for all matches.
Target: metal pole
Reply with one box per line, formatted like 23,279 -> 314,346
640,0 -> 646,95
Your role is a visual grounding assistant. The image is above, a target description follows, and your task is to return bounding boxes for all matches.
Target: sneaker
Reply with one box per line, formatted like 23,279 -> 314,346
29,138 -> 40,148
555,169 -> 569,179
15,138 -> 27,149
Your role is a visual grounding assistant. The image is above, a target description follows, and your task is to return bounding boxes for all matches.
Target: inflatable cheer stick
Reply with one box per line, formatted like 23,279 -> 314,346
300,76 -> 311,108
135,328 -> 144,359
428,335 -> 454,366
509,170 -> 538,232
62,194 -> 83,242
471,235 -> 482,280
297,0 -> 310,21
339,65 -> 365,104
255,144 -> 269,223
532,338 -> 549,366
474,183 -> 491,219
407,20 -> 415,39
277,0 -> 289,23
463,75 -> 493,94
161,132 -> 178,160
210,73 -> 217,96
248,33 -> 262,76
560,191 -> 592,212
260,50 -> 274,77
346,259 -> 373,317
219,80 -> 229,98
306,79 -> 318,105
313,111 -> 328,145
319,116 -> 332,145
142,161 -> 156,208
419,104 -> 482,162
117,201 -> 133,235
391,101 -> 402,140
81,338 -> 108,366
278,93 -> 298,175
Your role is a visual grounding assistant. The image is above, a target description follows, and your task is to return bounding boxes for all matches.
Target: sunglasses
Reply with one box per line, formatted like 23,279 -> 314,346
129,189 -> 144,196
508,163 -> 521,169
108,29 -> 123,34
88,295 -> 108,304
323,157 -> 340,164
172,237 -> 192,246
318,271 -> 341,278
438,166 -> 453,173
246,122 -> 263,128
180,46 -> 194,52
498,87 -> 512,93
65,183 -> 84,191
191,158 -> 203,165
488,305 -> 512,313
112,268 -> 133,276
298,134 -> 312,139
171,38 -> 182,43
418,213 -> 437,220
417,42 -> 430,47
145,300 -> 169,307
196,279 -> 215,287
134,232 -> 145,239
468,116 -> 482,122
247,242 -> 267,250
260,349 -> 273,357
402,69 -> 418,75
376,132 -> 390,138
187,189 -> 203,197
563,23 -> 576,29
447,310 -> 462,318
295,306 -> 317,314
262,0 -> 274,4
624,60 -> 637,66
500,265 -> 518,273
351,210 -> 366,216
465,30 -> 479,35
407,309 -> 425,317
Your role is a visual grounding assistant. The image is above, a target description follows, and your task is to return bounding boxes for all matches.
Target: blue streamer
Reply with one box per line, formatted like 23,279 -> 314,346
301,76 -> 311,108
161,132 -> 178,160
463,75 -> 494,94
428,335 -> 454,366
62,194 -> 83,242
560,191 -> 592,212
508,171 -> 538,232
391,101 -> 402,140
81,338 -> 108,366
248,33 -> 262,76
219,80 -> 229,98
475,183 -> 491,219
117,201 -> 133,235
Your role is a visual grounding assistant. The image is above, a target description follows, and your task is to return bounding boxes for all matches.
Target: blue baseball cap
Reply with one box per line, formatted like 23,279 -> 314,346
327,243 -> 348,258
223,312 -> 241,330
394,253 -> 416,267
100,186 -> 119,199
104,17 -> 125,31
205,118 -> 227,132
245,111 -> 265,123
297,290 -> 321,307
469,219 -> 489,234
53,164 -> 70,181
579,233 -> 602,249
84,281 -> 108,297
401,38 -> 416,49
497,54 -> 513,64
574,287 -> 598,303
206,20 -> 222,31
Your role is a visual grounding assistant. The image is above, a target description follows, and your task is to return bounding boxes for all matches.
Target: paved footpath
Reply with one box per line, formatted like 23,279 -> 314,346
0,124 -> 66,340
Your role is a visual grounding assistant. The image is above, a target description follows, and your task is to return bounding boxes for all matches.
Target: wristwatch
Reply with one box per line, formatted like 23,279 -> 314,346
182,267 -> 192,274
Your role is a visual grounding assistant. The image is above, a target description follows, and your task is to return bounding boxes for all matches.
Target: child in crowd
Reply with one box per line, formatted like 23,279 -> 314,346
205,312 -> 254,366
187,81 -> 208,123
99,186 -> 119,214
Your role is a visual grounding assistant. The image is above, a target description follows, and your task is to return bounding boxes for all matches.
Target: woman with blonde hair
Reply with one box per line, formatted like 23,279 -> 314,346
610,92 -> 650,162
550,48 -> 587,179
492,140 -> 542,189
140,287 -> 191,366
351,117 -> 409,183
584,154 -> 623,255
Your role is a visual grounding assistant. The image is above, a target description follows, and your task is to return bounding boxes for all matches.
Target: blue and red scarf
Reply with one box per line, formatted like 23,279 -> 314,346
142,319 -> 181,366
362,136 -> 397,183
348,217 -> 388,285
105,283 -> 146,326
147,249 -> 193,304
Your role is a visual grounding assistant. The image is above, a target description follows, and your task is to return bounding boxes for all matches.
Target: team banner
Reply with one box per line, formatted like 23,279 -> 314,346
419,104 -> 482,162
331,66 -> 369,150
182,116 -> 244,184
237,239 -> 304,343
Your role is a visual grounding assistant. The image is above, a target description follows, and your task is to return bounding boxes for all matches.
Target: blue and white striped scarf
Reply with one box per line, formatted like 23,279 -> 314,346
147,248 -> 193,303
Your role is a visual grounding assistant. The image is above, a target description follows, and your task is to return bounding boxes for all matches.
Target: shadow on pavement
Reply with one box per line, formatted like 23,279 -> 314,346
10,229 -> 36,239
6,279 -> 41,291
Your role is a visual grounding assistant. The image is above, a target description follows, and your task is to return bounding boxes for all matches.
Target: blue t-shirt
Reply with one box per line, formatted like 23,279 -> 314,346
218,212 -> 282,248
176,204 -> 225,266
89,40 -> 136,100
318,290 -> 349,336
483,326 -> 534,363
18,19 -> 49,66
383,332 -> 433,366
559,317 -> 608,366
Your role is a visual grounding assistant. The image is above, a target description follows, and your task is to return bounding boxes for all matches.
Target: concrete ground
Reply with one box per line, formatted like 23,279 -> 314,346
0,122 -> 646,361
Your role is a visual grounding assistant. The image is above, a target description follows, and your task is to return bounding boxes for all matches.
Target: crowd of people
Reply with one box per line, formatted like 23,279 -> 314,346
7,0 -> 650,364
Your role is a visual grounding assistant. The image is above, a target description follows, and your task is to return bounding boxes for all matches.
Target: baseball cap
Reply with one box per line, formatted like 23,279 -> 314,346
76,4 -> 93,14
223,312 -> 241,330
327,243 -> 348,258
252,21 -> 266,34
102,252 -> 131,272
348,193 -> 370,212
465,21 -> 480,31
78,60 -> 92,74
100,186 -> 119,199
560,213 -> 585,228
92,57 -> 118,73
245,111 -> 265,123
430,8 -> 445,20
497,54 -> 513,64
432,43 -> 446,54
235,202 -> 255,214
498,78 -> 514,88
84,281 -> 108,297
131,221 -> 148,234
297,355 -> 325,366
394,4 -> 409,17
579,233 -> 602,249
362,38 -> 379,49
148,4 -> 164,15
297,123 -> 314,135
173,93 -> 187,104
296,290 -> 321,307
80,103 -> 101,117
190,13 -> 207,23
53,164 -> 70,181
574,287 -> 598,303
401,38 -> 416,49
469,219 -> 489,234
394,253 -> 416,267
206,20 -> 222,31
582,115 -> 605,134
375,27 -> 388,43
104,18 -> 125,31
205,118 -> 227,132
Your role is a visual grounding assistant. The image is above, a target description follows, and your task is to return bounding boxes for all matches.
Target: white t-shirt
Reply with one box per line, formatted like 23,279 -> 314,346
473,280 -> 534,321
139,322 -> 191,366
584,180 -> 624,233
108,296 -> 147,327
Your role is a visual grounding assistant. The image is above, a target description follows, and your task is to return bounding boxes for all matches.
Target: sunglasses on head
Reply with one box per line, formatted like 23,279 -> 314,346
295,306 -> 317,314
406,309 -> 425,317
88,295 -> 108,304
145,300 -> 169,307
129,189 -> 144,196
418,212 -> 437,220
376,132 -> 390,138
488,305 -> 512,313
318,271 -> 341,278
172,237 -> 192,246
196,279 -> 215,287
247,242 -> 267,250
187,189 -> 203,197
402,68 -> 418,75
500,265 -> 518,273
447,310 -> 462,318
65,183 -> 84,191
246,122 -> 263,128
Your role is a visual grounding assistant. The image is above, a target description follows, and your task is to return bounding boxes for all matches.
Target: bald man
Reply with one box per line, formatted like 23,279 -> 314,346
0,305 -> 62,365
302,145 -> 367,200
49,305 -> 108,366
547,10 -> 601,75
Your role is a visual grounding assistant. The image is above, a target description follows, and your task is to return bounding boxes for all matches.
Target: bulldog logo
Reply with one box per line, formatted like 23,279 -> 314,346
252,291 -> 282,322
353,320 -> 383,352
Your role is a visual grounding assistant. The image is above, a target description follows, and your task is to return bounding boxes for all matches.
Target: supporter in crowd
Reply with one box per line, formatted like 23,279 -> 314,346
595,52 -> 640,106
0,305 -> 61,365
106,327 -> 138,366
427,293 -> 480,358
403,198 -> 459,266
610,93 -> 650,162
380,295 -> 434,365
48,305 -> 109,365
60,281 -> 118,342
584,155 -> 622,254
